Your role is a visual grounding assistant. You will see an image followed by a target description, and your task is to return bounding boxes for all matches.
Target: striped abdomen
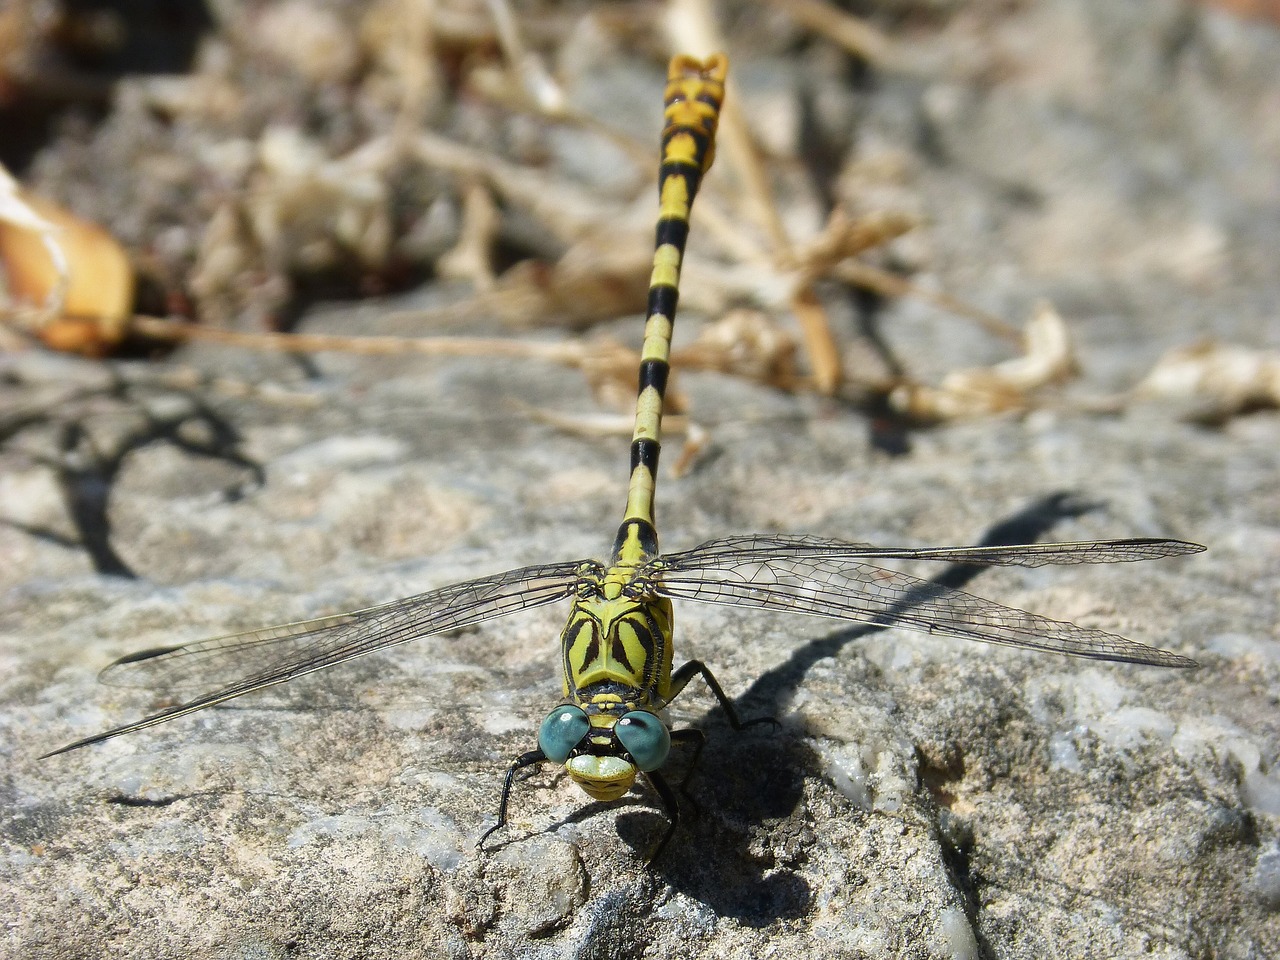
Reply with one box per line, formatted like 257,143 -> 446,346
612,54 -> 728,565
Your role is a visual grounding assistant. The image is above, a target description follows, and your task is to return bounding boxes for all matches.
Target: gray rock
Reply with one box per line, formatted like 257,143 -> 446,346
3,2 -> 1279,958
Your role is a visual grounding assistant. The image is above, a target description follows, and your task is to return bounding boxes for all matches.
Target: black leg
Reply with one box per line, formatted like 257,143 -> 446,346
669,727 -> 706,818
643,770 -> 682,863
668,659 -> 778,732
647,661 -> 778,859
478,748 -> 545,850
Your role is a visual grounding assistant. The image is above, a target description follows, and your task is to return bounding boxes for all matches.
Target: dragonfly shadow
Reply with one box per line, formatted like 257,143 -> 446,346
655,492 -> 1100,922
625,727 -> 815,923
739,491 -> 1099,714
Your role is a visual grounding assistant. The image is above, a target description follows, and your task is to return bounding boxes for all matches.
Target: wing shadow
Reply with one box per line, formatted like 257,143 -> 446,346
652,492 -> 1098,927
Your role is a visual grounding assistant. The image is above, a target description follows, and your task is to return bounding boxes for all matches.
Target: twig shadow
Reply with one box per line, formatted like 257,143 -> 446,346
0,371 -> 263,578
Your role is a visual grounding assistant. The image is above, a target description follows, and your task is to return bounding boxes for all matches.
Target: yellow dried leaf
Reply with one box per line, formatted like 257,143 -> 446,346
0,189 -> 134,355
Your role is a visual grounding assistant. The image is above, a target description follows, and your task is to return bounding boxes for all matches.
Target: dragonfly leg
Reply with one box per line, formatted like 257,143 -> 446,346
669,659 -> 778,733
669,727 -> 706,819
642,769 -> 682,863
478,748 -> 545,850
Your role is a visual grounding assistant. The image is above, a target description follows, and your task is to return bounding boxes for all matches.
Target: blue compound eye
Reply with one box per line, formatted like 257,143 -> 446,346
614,712 -> 670,772
538,705 -> 590,763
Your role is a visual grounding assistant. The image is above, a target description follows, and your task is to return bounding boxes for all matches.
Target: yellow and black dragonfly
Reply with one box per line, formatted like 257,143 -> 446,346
44,55 -> 1203,858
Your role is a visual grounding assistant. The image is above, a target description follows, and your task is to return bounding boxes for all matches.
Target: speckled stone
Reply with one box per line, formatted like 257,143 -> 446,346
4,2 -> 1280,958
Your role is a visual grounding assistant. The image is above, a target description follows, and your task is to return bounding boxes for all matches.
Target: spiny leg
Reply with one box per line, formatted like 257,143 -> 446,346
658,663 -> 777,849
668,658 -> 779,732
478,748 -> 546,849
669,727 -> 707,819
646,674 -> 776,862
643,770 -> 683,863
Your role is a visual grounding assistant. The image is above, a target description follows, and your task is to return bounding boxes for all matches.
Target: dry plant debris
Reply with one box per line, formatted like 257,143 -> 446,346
888,302 -> 1079,422
1,0 -> 1265,438
0,164 -> 133,355
1134,341 -> 1280,422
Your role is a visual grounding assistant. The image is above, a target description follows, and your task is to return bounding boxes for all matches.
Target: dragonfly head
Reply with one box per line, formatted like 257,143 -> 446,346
537,703 -> 670,801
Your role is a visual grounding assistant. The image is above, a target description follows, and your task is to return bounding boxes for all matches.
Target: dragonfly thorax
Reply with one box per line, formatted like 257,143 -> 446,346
560,563 -> 674,701
556,558 -> 675,802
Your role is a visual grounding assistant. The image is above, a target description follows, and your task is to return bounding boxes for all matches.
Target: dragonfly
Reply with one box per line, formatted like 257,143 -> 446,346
44,54 -> 1204,859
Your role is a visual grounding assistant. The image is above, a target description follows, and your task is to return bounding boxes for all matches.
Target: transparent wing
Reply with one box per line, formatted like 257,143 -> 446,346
42,558 -> 593,757
651,536 -> 1202,667
659,534 -> 1205,568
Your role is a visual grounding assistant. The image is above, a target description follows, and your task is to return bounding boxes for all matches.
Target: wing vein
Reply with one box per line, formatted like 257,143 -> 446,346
42,558 -> 591,757
653,550 -> 1196,667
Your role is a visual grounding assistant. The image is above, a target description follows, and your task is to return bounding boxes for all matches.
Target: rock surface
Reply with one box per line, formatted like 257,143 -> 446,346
3,2 -> 1279,958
